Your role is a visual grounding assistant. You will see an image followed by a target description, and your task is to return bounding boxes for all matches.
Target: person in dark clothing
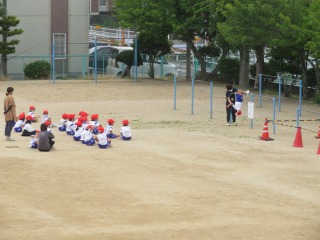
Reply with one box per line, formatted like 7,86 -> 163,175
38,123 -> 55,152
226,84 -> 238,126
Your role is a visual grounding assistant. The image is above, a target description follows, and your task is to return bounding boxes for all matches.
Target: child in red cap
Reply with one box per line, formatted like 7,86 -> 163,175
94,126 -> 111,148
29,130 -> 40,149
66,114 -> 76,135
27,105 -> 39,122
120,119 -> 132,140
105,118 -> 120,138
83,125 -> 95,146
22,115 -> 37,136
90,113 -> 100,134
58,113 -> 68,131
73,121 -> 83,141
13,112 -> 25,132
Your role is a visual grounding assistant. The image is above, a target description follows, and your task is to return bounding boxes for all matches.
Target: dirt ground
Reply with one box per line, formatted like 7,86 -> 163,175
1,78 -> 320,240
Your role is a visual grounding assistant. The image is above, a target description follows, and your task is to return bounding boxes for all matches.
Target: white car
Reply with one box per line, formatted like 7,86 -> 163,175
89,46 -> 178,78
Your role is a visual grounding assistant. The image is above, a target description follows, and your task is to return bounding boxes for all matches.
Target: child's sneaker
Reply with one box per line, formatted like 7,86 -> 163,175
227,123 -> 230,126
236,110 -> 242,116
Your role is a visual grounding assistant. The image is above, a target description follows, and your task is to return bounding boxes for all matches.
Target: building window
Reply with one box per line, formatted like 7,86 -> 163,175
53,33 -> 66,59
99,0 -> 106,6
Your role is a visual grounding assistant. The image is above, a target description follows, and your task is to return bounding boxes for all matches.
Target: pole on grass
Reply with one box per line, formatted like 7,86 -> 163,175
191,78 -> 194,115
94,37 -> 97,83
51,40 -> 55,83
278,73 -> 281,112
299,80 -> 302,116
210,81 -> 213,119
173,75 -> 177,110
134,32 -> 139,82
259,73 -> 262,107
272,97 -> 276,134
250,94 -> 254,129
296,108 -> 300,128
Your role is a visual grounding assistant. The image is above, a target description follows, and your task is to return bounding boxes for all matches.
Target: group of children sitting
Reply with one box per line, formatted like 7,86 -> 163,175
58,110 -> 132,149
13,106 -> 132,150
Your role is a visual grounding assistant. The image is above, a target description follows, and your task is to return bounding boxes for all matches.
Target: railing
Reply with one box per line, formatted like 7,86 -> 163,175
89,26 -> 136,43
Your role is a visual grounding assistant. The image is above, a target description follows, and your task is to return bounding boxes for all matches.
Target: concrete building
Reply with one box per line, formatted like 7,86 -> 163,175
2,0 -> 89,79
90,0 -> 113,15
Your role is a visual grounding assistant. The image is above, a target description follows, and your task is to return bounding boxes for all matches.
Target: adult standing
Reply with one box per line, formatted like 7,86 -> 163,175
226,84 -> 238,126
4,87 -> 16,141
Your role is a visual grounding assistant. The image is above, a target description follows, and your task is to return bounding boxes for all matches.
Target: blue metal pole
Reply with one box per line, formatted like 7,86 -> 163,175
82,56 -> 85,78
299,80 -> 302,116
250,94 -> 254,129
259,73 -> 262,107
174,75 -> 177,110
296,108 -> 300,128
278,74 -> 281,112
134,33 -> 138,81
210,81 -> 213,119
191,78 -> 194,115
94,37 -> 97,83
272,98 -> 276,134
51,41 -> 55,83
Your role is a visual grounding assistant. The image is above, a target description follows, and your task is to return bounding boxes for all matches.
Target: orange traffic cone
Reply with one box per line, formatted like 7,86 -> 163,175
259,118 -> 274,141
315,125 -> 320,139
293,127 -> 303,147
317,143 -> 320,154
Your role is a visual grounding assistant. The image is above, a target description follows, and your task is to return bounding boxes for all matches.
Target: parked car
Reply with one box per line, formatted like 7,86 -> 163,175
88,46 -> 178,78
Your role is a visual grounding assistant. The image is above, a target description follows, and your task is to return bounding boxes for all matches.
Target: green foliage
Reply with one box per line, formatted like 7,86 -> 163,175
0,15 -> 23,54
312,90 -> 320,104
219,58 -> 240,83
115,50 -> 143,67
23,61 -> 51,79
307,68 -> 317,87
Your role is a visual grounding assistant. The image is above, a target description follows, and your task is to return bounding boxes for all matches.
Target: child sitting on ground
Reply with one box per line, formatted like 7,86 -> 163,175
38,123 -> 55,152
29,130 -> 40,149
58,113 -> 68,131
13,112 -> 25,132
94,126 -> 111,149
105,118 -> 120,138
27,105 -> 40,122
120,119 -> 132,141
22,115 -> 37,136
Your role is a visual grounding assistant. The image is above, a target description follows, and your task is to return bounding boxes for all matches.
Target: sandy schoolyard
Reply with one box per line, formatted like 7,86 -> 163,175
1,78 -> 320,240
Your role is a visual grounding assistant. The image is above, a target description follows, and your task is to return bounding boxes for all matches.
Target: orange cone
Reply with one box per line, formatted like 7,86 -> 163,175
259,118 -> 274,141
317,143 -> 320,154
293,127 -> 303,147
315,125 -> 320,139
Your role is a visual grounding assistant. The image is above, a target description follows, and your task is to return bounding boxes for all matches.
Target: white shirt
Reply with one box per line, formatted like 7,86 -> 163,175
84,130 -> 93,142
14,119 -> 24,128
58,118 -> 67,128
41,115 -> 51,124
120,126 -> 132,138
97,132 -> 108,145
74,127 -> 83,138
23,123 -> 34,132
66,120 -> 75,132
105,124 -> 113,135
29,135 -> 38,147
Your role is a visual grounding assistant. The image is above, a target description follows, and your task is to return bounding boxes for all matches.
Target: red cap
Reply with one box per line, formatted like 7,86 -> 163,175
43,110 -> 48,114
62,113 -> 68,119
91,114 -> 99,120
45,120 -> 51,126
81,111 -> 88,117
108,118 -> 115,124
36,129 -> 40,133
26,115 -> 33,121
97,126 -> 104,133
18,112 -> 25,120
86,124 -> 92,130
75,121 -> 82,127
122,119 -> 129,125
29,105 -> 35,110
79,110 -> 84,116
68,114 -> 75,120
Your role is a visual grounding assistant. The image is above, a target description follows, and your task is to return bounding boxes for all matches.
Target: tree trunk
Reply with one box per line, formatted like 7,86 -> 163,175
239,45 -> 250,88
299,50 -> 309,100
1,54 -> 7,77
187,39 -> 207,80
254,45 -> 264,89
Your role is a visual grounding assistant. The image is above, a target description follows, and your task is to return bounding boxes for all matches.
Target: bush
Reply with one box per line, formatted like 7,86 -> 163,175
24,61 -> 51,79
219,58 -> 240,84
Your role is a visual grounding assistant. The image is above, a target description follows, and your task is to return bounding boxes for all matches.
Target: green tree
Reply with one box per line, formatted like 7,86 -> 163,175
137,32 -> 172,78
115,50 -> 143,78
0,14 -> 23,76
115,0 -> 174,79
218,0 -> 281,88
